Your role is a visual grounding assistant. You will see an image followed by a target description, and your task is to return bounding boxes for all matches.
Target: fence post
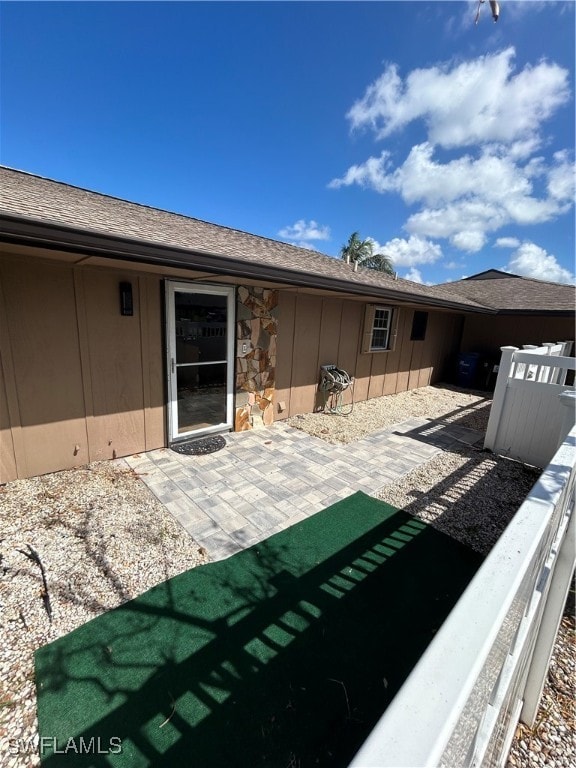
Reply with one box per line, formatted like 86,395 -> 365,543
558,391 -> 576,449
521,493 -> 576,728
521,424 -> 576,726
558,342 -> 573,383
484,347 -> 518,452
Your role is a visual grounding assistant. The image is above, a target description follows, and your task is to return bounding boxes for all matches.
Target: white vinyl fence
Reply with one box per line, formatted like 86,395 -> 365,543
484,342 -> 575,468
511,341 -> 572,384
349,425 -> 576,768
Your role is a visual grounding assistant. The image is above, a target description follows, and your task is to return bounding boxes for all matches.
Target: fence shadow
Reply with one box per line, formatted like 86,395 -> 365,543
392,419 -> 486,454
426,384 -> 493,432
35,499 -> 482,768
381,441 -> 541,556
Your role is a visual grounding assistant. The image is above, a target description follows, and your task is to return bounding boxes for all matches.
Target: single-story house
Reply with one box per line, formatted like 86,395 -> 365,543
436,269 -> 575,355
1,167 -> 574,482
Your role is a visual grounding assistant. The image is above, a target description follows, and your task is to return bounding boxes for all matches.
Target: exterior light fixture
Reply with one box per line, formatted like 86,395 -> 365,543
119,282 -> 133,316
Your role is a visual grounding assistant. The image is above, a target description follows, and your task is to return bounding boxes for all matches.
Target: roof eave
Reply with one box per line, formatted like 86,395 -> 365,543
493,308 -> 576,317
0,213 -> 492,313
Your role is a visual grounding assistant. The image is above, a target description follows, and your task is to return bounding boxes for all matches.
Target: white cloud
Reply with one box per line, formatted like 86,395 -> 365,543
332,143 -> 573,216
406,144 -> 541,207
331,143 -> 574,252
547,150 -> 576,201
451,231 -> 486,252
499,0 -> 562,21
403,267 -> 424,283
505,241 -> 575,284
291,241 -> 320,251
328,151 -> 393,192
331,143 -> 539,207
330,48 -> 574,261
405,199 -> 507,245
369,234 -> 442,267
444,260 -> 464,270
346,47 -> 569,149
507,138 -> 543,160
278,219 -> 331,241
495,237 -> 521,249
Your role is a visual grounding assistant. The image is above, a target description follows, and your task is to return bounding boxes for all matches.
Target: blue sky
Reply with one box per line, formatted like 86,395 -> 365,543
1,1 -> 574,285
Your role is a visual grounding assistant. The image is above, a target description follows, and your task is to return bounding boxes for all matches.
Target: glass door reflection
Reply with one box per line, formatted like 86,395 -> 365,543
168,284 -> 234,439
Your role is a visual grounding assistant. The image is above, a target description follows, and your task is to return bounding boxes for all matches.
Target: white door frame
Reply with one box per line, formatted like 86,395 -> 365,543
165,281 -> 235,442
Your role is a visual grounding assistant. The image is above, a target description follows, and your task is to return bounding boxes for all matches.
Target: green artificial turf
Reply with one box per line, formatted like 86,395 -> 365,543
34,491 -> 483,768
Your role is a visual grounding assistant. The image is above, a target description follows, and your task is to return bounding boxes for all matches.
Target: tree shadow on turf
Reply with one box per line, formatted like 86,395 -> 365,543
35,497 -> 482,768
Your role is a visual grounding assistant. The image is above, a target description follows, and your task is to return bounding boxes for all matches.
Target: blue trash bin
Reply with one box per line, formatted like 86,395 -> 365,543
457,352 -> 480,388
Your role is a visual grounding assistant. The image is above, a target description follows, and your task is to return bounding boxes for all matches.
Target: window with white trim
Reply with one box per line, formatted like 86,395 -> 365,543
362,305 -> 395,352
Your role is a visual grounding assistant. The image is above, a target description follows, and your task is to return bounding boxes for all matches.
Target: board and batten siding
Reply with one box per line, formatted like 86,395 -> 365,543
1,250 -> 464,481
0,255 -> 165,482
274,292 -> 462,419
461,314 -> 575,355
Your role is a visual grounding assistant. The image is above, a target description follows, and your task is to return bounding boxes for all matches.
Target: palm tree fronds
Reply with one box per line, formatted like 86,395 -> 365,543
340,232 -> 394,274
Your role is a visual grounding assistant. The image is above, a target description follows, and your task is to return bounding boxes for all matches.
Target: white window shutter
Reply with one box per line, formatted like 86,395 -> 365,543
362,304 -> 377,353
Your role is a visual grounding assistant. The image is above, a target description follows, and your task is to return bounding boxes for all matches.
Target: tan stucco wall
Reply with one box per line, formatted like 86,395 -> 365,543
0,252 -> 166,482
274,292 -> 462,419
461,315 -> 575,356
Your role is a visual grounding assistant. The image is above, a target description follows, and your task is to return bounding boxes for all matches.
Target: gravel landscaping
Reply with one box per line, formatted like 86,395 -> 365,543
377,447 -> 574,768
287,383 -> 492,442
0,383 -> 573,768
0,462 -> 208,767
290,384 -> 574,768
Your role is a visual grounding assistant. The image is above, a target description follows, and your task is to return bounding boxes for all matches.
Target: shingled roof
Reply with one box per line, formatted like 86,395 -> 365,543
438,270 -> 575,314
1,167 -> 572,316
0,167 -> 487,312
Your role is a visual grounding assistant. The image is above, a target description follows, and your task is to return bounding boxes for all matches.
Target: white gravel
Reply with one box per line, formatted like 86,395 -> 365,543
0,384 -> 573,768
287,383 -> 493,443
509,606 -> 575,768
0,461 -> 207,767
378,446 -> 540,555
290,383 -> 574,768
377,448 -> 574,768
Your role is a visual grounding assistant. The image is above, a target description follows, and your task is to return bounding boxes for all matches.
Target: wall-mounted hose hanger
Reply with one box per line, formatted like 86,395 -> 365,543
319,365 -> 354,415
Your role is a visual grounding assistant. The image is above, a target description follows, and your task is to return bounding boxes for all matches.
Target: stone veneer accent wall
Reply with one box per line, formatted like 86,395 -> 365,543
235,286 -> 278,430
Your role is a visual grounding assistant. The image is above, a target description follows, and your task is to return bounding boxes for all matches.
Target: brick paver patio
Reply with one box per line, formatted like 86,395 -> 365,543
125,419 -> 483,560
